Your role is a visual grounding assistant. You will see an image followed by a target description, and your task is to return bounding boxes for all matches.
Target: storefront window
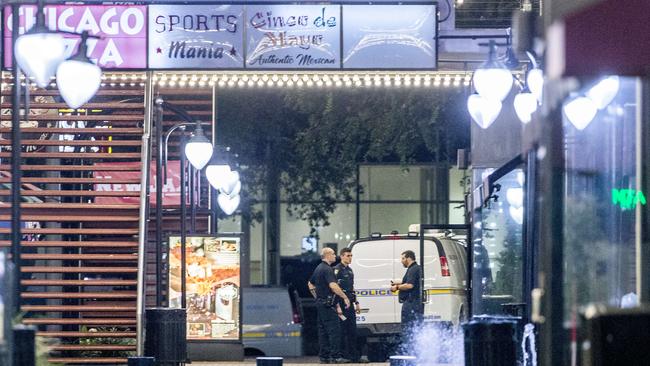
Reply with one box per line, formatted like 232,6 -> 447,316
562,77 -> 638,323
472,169 -> 525,314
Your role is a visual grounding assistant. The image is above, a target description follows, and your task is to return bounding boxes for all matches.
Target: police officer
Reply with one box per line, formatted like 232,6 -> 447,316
334,247 -> 362,362
390,250 -> 422,345
308,247 -> 351,364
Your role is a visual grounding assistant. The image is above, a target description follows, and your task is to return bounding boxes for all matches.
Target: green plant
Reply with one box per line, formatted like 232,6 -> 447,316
77,326 -> 136,358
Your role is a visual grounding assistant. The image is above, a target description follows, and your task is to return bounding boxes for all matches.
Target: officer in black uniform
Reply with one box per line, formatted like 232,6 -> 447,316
308,247 -> 351,364
334,247 -> 362,362
390,250 -> 422,346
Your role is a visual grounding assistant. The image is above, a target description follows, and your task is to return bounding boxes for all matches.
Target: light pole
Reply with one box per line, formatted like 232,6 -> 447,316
154,97 -> 213,308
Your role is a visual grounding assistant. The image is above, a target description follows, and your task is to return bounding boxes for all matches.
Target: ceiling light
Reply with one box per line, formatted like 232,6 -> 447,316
586,75 -> 619,110
563,95 -> 597,130
514,92 -> 538,124
472,41 -> 513,102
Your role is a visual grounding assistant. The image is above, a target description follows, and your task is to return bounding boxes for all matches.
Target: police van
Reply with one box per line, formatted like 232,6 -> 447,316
349,225 -> 468,360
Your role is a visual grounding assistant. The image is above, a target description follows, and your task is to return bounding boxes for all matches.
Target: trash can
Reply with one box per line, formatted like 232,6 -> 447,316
256,356 -> 283,366
13,325 -> 36,366
144,308 -> 187,366
463,317 -> 517,366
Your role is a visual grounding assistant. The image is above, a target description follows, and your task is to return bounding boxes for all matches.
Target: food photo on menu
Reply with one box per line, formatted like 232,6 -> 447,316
168,236 -> 241,340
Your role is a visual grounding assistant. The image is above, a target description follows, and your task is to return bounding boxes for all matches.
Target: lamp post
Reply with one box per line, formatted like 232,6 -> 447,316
154,98 -> 214,308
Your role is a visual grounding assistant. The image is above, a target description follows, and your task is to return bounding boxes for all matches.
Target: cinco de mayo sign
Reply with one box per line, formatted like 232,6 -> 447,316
3,5 -> 147,68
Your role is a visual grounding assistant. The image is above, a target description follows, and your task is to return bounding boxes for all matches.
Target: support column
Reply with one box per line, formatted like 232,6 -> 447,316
636,78 -> 650,303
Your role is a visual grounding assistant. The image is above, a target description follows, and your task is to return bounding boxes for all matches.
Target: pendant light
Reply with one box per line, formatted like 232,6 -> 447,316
14,1 -> 66,88
184,122 -> 213,170
467,93 -> 502,129
56,32 -> 101,109
514,91 -> 538,124
472,41 -> 514,102
205,147 -> 232,190
586,75 -> 619,110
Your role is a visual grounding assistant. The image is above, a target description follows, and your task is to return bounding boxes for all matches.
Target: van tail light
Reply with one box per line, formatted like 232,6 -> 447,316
440,256 -> 451,277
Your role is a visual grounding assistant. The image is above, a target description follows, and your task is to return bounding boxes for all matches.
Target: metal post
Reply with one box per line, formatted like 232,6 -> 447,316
154,98 -> 164,307
636,77 -> 650,303
535,80 -> 565,366
180,129 -> 187,309
136,71 -> 154,356
211,85 -> 219,234
190,166 -> 196,233
10,3 -> 22,315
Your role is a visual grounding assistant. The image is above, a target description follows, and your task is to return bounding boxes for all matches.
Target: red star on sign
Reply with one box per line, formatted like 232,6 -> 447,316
157,47 -> 162,54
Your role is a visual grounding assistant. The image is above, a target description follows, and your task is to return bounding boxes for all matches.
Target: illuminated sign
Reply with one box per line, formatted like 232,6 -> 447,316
612,188 -> 646,210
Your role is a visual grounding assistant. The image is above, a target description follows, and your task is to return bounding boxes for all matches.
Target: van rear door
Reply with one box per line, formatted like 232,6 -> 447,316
351,239 -> 397,324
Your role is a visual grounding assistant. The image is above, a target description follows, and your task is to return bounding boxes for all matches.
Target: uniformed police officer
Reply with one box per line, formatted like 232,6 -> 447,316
390,250 -> 422,345
308,247 -> 351,364
334,247 -> 362,362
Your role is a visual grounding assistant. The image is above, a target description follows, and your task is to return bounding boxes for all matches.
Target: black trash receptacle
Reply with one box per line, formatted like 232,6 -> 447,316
144,308 -> 187,366
464,317 -> 517,366
13,325 -> 36,366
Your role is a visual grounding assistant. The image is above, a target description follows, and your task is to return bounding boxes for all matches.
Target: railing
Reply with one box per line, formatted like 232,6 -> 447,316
136,71 -> 154,355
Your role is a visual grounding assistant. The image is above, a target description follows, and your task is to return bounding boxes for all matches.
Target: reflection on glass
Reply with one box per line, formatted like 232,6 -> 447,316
472,169 -> 525,315
562,77 -> 638,335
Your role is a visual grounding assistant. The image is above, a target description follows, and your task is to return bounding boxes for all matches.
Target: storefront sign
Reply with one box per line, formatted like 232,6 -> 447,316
3,5 -> 147,69
94,161 -> 183,206
342,5 -> 437,69
246,5 -> 340,69
148,5 -> 244,69
612,188 -> 646,210
168,235 -> 241,340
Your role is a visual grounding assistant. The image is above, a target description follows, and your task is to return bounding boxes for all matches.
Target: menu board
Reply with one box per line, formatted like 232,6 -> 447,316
246,5 -> 340,69
168,235 -> 241,340
148,5 -> 244,68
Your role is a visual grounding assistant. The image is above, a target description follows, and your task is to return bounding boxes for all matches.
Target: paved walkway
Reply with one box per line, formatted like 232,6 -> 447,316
193,357 -> 386,366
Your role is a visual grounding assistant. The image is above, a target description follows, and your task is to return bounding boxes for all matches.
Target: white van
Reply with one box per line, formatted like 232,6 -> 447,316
349,228 -> 468,359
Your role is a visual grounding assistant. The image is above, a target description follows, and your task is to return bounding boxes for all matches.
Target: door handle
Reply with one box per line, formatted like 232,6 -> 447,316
531,288 -> 546,323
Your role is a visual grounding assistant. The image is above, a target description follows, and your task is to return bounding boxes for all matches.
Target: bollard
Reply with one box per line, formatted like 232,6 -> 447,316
256,356 -> 283,366
389,355 -> 417,366
128,356 -> 155,366
463,317 -> 517,366
13,325 -> 36,366
144,308 -> 187,366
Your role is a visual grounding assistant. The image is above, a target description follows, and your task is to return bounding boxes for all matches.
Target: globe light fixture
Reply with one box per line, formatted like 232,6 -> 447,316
184,122 -> 213,170
205,148 -> 231,190
586,75 -> 619,110
563,95 -> 597,130
514,91 -> 538,124
472,41 -> 514,102
56,32 -> 101,109
467,93 -> 502,129
217,192 -> 240,215
14,2 -> 66,88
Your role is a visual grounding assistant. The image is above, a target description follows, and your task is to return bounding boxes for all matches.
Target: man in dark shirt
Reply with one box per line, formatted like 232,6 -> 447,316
308,247 -> 351,364
390,250 -> 422,345
334,247 -> 362,362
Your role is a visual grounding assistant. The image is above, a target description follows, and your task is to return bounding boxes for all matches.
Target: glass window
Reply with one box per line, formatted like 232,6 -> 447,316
280,203 -> 356,256
472,169 -> 525,315
562,77 -> 638,321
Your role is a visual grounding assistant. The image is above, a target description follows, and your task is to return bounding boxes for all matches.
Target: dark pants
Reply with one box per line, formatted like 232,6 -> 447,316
317,302 -> 342,361
400,301 -> 423,347
340,306 -> 359,361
